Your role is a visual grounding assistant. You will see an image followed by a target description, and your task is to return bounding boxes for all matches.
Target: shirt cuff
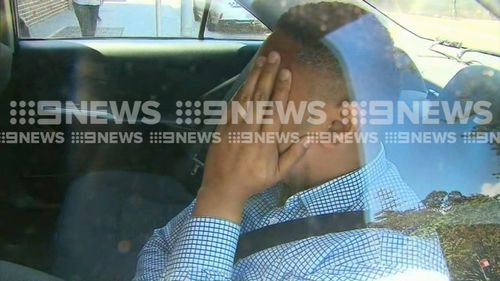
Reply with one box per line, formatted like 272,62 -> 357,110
166,217 -> 241,278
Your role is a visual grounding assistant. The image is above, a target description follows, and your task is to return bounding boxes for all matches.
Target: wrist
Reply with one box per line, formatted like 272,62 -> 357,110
192,186 -> 248,224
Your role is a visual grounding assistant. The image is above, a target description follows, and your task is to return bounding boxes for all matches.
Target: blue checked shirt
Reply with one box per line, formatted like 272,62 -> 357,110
133,147 -> 450,281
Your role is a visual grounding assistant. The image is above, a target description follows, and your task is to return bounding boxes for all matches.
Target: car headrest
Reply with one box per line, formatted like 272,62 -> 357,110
322,14 -> 400,102
322,14 -> 428,118
323,14 -> 428,100
394,48 -> 430,119
394,48 -> 428,101
444,65 -> 499,105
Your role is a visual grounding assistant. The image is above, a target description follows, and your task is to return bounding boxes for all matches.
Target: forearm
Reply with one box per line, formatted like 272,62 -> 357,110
133,194 -> 243,281
164,217 -> 241,280
133,231 -> 170,281
133,203 -> 196,281
155,187 -> 246,280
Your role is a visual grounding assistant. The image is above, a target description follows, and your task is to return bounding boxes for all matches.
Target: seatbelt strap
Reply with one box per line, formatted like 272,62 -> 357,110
235,211 -> 366,262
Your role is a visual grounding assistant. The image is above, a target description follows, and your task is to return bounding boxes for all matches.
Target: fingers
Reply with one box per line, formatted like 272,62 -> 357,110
277,137 -> 310,178
235,51 -> 282,102
234,56 -> 266,103
253,51 -> 282,101
231,51 -> 291,130
273,69 -> 292,104
262,68 -> 292,132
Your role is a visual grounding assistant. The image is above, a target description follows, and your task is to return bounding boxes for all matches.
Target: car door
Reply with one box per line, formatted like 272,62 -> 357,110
0,0 -> 269,279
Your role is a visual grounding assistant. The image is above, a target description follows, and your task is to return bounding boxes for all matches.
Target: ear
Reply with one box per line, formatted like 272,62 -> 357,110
320,100 -> 360,148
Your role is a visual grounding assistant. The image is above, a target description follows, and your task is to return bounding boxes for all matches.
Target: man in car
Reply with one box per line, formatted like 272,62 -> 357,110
134,2 -> 449,280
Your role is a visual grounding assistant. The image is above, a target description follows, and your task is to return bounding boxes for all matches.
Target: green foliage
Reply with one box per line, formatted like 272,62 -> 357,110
371,191 -> 500,281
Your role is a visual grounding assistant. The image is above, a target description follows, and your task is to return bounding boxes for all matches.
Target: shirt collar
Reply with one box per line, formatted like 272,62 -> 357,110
282,145 -> 389,216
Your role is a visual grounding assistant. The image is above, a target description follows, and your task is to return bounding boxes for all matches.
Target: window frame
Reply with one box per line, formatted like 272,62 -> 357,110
10,0 -> 269,42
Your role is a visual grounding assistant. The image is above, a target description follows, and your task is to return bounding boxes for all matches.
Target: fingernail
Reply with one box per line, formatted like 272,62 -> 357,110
303,137 -> 310,149
256,56 -> 266,67
268,51 -> 280,64
279,69 -> 291,81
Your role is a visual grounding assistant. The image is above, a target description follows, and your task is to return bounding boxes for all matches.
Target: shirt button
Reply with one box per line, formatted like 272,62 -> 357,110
268,218 -> 279,225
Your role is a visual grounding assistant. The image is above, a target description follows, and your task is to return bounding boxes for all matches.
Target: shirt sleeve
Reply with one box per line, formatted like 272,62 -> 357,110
165,217 -> 241,280
132,202 -> 195,281
133,201 -> 241,281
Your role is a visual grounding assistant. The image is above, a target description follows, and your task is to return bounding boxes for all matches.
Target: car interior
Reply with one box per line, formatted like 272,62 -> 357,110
1,1 -> 261,280
0,0 -> 498,280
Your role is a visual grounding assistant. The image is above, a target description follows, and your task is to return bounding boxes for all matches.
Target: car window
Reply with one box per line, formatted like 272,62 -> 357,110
14,0 -> 268,39
201,0 -> 271,40
16,0 -> 199,38
367,0 -> 500,54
